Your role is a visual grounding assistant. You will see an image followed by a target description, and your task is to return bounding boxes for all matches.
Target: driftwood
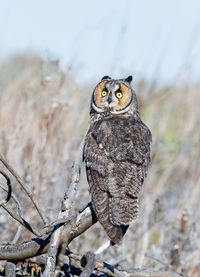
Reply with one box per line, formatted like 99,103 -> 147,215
0,155 -> 182,277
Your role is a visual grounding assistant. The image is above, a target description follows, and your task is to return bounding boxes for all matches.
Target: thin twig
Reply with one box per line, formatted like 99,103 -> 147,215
12,225 -> 22,244
43,216 -> 74,230
41,216 -> 74,236
0,184 -> 27,242
0,154 -> 47,224
43,162 -> 80,277
0,182 -> 41,237
10,192 -> 23,244
0,170 -> 12,206
1,203 -> 41,237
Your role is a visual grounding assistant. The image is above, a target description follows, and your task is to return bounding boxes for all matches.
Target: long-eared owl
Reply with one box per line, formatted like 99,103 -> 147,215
83,76 -> 152,244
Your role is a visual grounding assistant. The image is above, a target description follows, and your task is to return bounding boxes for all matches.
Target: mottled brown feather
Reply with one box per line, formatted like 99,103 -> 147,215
83,115 -> 151,244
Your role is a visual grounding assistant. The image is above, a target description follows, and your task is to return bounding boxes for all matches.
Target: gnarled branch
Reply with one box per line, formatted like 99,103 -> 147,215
0,203 -> 97,261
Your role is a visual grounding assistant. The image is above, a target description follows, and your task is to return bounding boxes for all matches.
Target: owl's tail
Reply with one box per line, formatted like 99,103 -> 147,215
90,184 -> 129,244
109,196 -> 139,226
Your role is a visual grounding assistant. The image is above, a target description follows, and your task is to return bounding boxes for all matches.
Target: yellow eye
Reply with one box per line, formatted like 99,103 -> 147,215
101,90 -> 107,97
116,92 -> 123,99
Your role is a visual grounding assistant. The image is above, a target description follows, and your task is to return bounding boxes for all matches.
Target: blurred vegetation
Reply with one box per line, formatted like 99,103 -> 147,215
0,54 -> 200,276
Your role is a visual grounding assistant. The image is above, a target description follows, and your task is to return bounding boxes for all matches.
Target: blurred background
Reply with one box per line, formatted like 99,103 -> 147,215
0,0 -> 200,276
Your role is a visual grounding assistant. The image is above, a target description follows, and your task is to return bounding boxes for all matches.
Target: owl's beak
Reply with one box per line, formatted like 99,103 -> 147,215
107,93 -> 112,104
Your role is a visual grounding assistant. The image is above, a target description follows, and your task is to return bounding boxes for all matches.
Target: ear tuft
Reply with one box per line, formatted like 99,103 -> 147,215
101,75 -> 111,81
125,75 -> 133,83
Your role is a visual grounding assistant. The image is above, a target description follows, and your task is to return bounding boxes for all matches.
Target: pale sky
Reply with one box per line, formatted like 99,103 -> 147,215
0,0 -> 200,84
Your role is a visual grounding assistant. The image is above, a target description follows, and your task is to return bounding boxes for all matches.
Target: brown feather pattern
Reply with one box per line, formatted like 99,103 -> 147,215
83,116 -> 151,244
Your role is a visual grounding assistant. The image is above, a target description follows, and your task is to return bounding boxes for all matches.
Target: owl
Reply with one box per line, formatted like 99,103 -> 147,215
83,76 -> 152,244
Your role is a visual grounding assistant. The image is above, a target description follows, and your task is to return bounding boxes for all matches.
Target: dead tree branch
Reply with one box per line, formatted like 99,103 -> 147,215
0,161 -> 182,277
9,192 -> 23,244
0,182 -> 42,237
0,183 -> 23,242
0,170 -> 12,206
0,154 -> 47,224
43,216 -> 73,230
0,203 -> 97,261
1,203 -> 42,237
43,162 -> 80,277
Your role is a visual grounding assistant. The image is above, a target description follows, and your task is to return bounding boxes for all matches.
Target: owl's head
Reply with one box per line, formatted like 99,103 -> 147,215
90,76 -> 139,118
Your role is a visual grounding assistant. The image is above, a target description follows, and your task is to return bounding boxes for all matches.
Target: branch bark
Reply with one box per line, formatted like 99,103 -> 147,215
43,162 -> 80,277
5,262 -> 16,277
0,203 -> 97,261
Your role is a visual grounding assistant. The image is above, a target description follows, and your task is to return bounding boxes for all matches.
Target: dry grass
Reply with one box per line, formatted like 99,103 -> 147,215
0,54 -> 200,276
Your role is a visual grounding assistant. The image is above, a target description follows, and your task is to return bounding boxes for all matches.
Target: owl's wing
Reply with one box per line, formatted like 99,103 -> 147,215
87,166 -> 128,244
83,130 -> 128,244
83,117 -> 151,244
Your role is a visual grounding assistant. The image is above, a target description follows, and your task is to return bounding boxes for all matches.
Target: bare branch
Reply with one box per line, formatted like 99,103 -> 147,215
62,161 -> 79,214
43,216 -> 73,230
10,192 -> 23,244
43,162 -> 80,277
0,183 -> 41,239
0,170 -> 12,206
0,154 -> 47,224
0,202 -> 96,261
11,225 -> 23,244
0,162 -> 181,277
1,203 -> 42,237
